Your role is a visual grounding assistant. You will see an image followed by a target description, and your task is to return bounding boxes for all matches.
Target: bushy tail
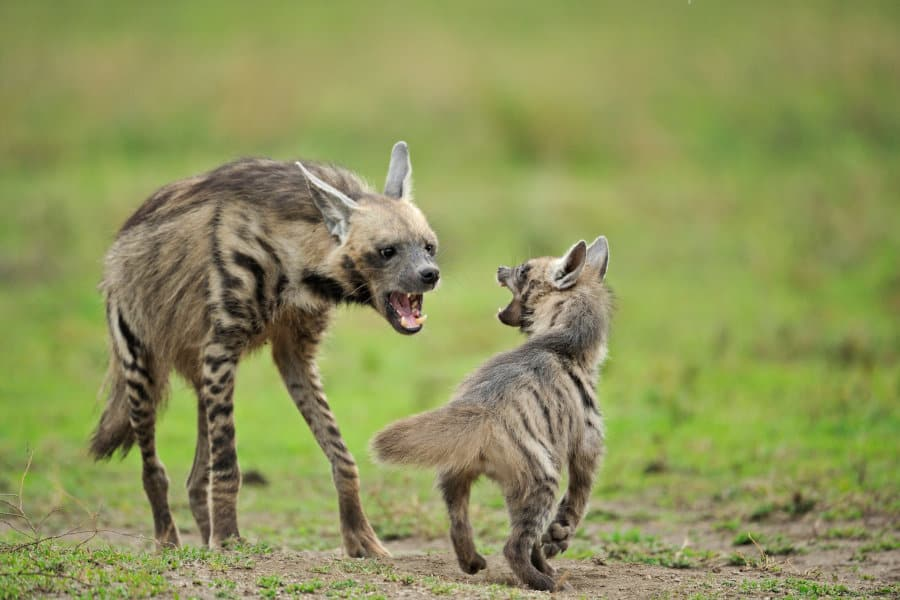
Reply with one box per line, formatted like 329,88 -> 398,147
89,351 -> 135,460
371,404 -> 489,472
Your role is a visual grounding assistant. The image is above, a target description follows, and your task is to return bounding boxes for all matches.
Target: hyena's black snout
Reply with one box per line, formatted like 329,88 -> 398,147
419,266 -> 440,286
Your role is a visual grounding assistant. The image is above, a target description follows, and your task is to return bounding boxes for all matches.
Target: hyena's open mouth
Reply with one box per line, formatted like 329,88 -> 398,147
386,292 -> 426,334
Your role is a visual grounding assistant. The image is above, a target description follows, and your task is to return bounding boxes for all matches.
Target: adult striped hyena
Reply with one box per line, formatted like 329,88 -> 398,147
372,236 -> 611,591
90,142 -> 438,557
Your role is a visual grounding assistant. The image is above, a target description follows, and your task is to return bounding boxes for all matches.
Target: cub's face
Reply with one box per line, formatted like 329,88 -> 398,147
496,259 -> 555,332
496,237 -> 609,334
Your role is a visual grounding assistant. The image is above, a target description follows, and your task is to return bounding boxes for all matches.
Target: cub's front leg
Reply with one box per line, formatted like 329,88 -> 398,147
542,437 -> 602,558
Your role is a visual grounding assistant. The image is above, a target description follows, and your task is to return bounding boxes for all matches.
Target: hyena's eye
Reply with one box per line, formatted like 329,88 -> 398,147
380,246 -> 397,259
424,243 -> 435,256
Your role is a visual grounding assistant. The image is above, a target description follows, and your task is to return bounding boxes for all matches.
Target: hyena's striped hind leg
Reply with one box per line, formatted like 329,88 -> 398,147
271,319 -> 389,558
201,341 -> 242,547
111,305 -> 181,548
438,470 -> 486,574
186,389 -> 211,545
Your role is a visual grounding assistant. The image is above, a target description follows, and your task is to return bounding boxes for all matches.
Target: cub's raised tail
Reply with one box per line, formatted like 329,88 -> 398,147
371,404 -> 488,471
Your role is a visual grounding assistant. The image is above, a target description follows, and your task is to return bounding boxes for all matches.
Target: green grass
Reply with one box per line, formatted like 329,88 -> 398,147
0,541 -> 253,598
1,0 -> 899,595
739,577 -> 855,598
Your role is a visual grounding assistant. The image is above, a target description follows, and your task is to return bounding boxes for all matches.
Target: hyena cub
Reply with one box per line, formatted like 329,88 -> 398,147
91,142 -> 439,557
372,236 -> 612,592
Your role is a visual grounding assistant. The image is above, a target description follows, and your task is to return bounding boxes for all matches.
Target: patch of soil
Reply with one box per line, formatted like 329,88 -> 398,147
160,535 -> 898,599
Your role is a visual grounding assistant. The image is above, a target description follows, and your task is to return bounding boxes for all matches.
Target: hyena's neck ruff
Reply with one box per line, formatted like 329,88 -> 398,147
373,236 -> 612,591
92,142 -> 438,556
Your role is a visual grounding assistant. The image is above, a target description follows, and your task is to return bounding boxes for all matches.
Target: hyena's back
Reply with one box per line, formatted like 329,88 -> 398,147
91,158 -> 366,458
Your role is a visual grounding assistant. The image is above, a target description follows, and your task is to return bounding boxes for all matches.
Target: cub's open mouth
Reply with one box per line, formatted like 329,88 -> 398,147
386,292 -> 426,334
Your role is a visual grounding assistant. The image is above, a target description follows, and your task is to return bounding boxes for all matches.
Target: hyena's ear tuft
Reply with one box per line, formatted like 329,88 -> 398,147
553,240 -> 587,290
384,141 -> 413,200
586,235 -> 610,281
296,161 -> 359,243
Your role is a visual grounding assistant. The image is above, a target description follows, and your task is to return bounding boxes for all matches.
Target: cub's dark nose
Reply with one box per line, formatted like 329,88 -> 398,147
419,267 -> 440,285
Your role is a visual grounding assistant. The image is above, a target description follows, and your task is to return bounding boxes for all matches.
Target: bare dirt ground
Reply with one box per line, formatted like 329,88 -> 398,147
154,509 -> 899,599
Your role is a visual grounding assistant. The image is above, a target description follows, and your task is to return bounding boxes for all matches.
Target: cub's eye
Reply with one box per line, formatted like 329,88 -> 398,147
424,243 -> 435,256
380,246 -> 397,259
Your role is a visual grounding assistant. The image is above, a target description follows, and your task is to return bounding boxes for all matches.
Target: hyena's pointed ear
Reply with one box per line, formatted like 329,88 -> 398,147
384,141 -> 413,200
553,240 -> 587,290
296,161 -> 359,243
586,235 -> 610,281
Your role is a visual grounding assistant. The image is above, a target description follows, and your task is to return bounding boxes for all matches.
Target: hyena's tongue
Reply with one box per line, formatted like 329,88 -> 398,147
390,292 -> 426,330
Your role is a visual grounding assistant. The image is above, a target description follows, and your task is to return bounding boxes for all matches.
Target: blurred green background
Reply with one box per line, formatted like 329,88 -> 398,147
1,2 -> 898,548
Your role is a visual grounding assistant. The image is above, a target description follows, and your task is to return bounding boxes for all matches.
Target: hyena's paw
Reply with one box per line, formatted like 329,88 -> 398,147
541,522 -> 572,558
458,553 -> 487,575
154,523 -> 182,550
343,523 -> 391,558
210,534 -> 245,550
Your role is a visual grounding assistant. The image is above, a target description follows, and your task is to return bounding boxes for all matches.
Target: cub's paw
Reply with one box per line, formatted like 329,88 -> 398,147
541,522 -> 572,558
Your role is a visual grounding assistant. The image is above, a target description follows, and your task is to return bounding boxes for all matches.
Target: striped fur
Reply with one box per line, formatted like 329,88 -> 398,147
372,237 -> 612,591
90,142 -> 439,556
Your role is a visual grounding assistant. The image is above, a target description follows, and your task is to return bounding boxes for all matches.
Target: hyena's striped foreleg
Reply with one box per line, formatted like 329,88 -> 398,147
186,390 -> 211,545
438,470 -> 486,575
111,305 -> 180,548
201,341 -> 242,547
542,431 -> 602,559
271,324 -> 389,558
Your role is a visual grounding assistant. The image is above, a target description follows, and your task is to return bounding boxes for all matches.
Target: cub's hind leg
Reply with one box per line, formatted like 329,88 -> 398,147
438,470 -> 486,575
530,542 -> 555,577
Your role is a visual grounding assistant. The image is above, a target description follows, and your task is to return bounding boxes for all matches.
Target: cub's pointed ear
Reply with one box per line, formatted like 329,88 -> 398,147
296,161 -> 359,243
553,240 -> 587,290
384,140 -> 413,200
586,235 -> 610,281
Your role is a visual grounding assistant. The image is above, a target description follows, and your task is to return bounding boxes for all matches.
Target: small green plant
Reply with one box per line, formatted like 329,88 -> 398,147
852,536 -> 900,561
732,531 -> 797,557
732,531 -> 760,546
257,574 -> 283,599
713,518 -> 741,532
423,576 -> 458,595
824,526 -> 869,540
749,502 -> 775,521
329,578 -> 358,590
286,579 -> 325,594
726,551 -> 751,566
740,577 -> 854,597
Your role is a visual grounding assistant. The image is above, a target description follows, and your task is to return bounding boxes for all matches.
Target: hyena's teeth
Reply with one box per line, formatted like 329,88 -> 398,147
401,315 -> 421,329
414,314 -> 428,325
